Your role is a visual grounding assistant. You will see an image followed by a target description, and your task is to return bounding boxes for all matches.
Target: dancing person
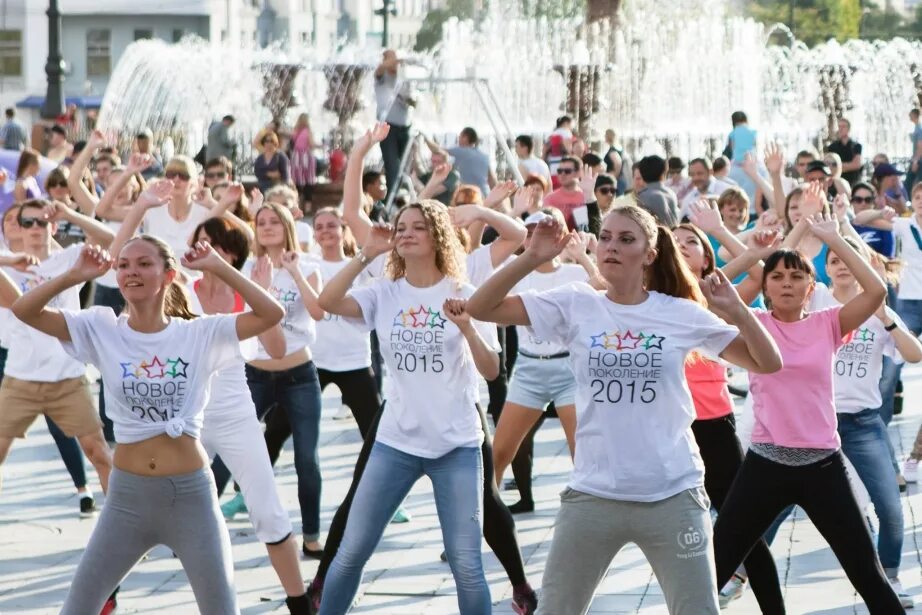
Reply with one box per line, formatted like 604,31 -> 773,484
317,202 -> 501,615
466,205 -> 783,615
712,214 -> 905,613
143,156 -> 210,261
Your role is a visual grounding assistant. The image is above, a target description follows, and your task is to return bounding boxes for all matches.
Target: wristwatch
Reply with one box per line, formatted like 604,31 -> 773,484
884,321 -> 898,332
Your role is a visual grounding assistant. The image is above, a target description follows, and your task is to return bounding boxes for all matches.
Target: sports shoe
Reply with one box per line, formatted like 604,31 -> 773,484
511,586 -> 538,615
390,506 -> 411,524
99,596 -> 116,615
333,405 -> 352,421
898,473 -> 908,493
220,492 -> 247,520
718,574 -> 747,609
904,459 -> 919,484
503,478 -> 517,491
890,577 -> 914,608
508,500 -> 535,514
79,494 -> 97,518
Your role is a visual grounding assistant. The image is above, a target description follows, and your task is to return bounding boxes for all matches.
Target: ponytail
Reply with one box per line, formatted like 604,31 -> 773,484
164,280 -> 197,320
646,225 -> 706,306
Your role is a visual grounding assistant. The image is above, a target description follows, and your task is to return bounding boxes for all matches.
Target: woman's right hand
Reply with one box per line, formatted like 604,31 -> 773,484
127,153 -> 153,175
87,129 -> 107,151
0,252 -> 39,271
181,241 -> 224,272
363,222 -> 395,259
251,255 -> 273,289
137,179 -> 174,208
524,218 -> 570,263
688,199 -> 724,234
354,123 -> 390,154
69,244 -> 112,283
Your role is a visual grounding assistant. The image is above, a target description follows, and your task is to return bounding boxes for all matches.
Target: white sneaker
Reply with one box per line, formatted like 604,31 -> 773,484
904,459 -> 919,484
890,577 -> 914,609
718,574 -> 747,609
333,405 -> 353,421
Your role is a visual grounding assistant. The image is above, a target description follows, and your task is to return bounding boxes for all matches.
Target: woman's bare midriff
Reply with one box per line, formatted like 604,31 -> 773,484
248,347 -> 312,372
114,433 -> 209,476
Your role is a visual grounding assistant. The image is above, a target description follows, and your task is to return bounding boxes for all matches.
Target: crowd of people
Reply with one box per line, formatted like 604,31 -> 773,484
5,48 -> 922,614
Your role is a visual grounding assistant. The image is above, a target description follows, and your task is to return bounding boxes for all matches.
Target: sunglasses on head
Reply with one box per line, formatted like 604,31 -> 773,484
165,170 -> 191,181
205,171 -> 227,180
19,217 -> 49,229
557,168 -> 576,175
597,187 -> 616,196
852,196 -> 875,204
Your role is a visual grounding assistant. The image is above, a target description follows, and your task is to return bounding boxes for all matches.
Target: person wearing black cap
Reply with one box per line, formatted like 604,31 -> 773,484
873,163 -> 908,214
825,118 -> 863,185
804,159 -> 851,201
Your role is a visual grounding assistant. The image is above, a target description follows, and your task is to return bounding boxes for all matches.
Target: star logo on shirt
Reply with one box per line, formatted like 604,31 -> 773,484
590,332 -> 608,349
602,332 -> 620,350
120,362 -> 138,379
165,357 -> 190,378
393,309 -> 409,328
142,356 -> 166,379
409,305 -> 430,328
617,331 -> 642,350
427,308 -> 447,329
855,328 -> 875,343
642,333 -> 665,350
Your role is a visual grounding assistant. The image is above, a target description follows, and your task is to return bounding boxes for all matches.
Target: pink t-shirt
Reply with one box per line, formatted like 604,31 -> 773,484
749,306 -> 844,449
543,188 -> 585,230
685,358 -> 733,420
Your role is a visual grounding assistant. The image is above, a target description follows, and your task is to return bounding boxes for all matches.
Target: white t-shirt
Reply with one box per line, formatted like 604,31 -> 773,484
141,203 -> 210,267
61,306 -> 242,443
513,263 -> 588,356
519,156 -> 552,183
893,217 -> 922,299
811,283 -> 904,414
521,284 -> 738,502
296,221 -> 314,248
466,244 -> 495,287
4,244 -> 86,381
348,276 -> 499,458
312,257 -> 373,372
241,253 -> 320,360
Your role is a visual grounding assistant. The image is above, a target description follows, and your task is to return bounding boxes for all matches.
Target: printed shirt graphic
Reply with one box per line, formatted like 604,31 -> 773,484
242,254 -> 319,360
312,257 -> 374,372
348,277 -> 499,458
811,284 -> 904,414
512,264 -> 587,357
61,307 -> 242,444
3,243 -> 86,381
521,284 -> 738,502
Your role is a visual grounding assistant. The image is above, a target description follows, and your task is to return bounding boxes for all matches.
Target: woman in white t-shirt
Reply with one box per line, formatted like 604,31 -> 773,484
317,200 -> 501,615
467,205 -> 783,615
12,235 -> 284,614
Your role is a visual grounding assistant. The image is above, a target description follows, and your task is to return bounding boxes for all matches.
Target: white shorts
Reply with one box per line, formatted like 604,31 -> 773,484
506,353 -> 577,410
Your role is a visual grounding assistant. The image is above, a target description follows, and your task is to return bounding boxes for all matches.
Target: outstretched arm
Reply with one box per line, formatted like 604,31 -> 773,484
343,124 -> 389,246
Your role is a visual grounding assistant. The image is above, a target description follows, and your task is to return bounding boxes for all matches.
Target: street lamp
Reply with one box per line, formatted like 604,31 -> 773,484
375,0 -> 397,47
40,0 -> 65,120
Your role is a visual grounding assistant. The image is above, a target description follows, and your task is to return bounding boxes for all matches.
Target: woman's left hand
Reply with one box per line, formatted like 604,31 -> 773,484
443,298 -> 472,330
181,241 -> 224,272
700,269 -> 747,322
279,251 -> 301,274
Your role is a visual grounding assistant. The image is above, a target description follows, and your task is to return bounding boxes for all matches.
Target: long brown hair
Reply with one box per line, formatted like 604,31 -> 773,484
673,223 -> 716,277
386,200 -> 466,283
16,148 -> 39,178
254,202 -> 300,257
313,207 -> 357,257
122,235 -> 197,320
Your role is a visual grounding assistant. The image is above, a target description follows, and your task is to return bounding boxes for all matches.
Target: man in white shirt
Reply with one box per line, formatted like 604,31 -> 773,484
515,135 -> 552,186
680,157 -> 735,216
0,198 -> 115,495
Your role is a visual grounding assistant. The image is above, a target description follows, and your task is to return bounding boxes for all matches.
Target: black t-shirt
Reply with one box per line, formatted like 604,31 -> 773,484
826,139 -> 863,185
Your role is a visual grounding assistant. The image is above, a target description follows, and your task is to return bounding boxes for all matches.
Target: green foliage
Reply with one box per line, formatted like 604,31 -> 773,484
746,0 -> 922,44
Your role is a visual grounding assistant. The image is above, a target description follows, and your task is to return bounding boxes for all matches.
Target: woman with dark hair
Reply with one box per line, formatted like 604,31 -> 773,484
254,131 -> 291,194
467,204 -> 782,614
712,214 -> 904,612
13,148 -> 41,204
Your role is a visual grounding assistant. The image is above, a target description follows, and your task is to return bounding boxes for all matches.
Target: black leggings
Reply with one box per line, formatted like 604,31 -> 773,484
314,404 -> 528,588
691,415 -> 783,613
714,450 -> 904,614
265,367 -> 381,465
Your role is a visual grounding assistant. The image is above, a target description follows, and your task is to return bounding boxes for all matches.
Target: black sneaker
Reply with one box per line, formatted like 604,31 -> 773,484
79,495 -> 97,518
508,500 -> 535,514
503,478 -> 518,491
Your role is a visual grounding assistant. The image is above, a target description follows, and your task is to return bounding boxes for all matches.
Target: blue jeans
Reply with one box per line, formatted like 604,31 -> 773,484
222,361 -> 323,540
320,442 -> 489,615
838,409 -> 904,576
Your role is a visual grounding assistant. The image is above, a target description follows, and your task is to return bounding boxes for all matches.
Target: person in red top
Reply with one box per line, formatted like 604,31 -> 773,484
673,220 -> 786,612
544,156 -> 587,230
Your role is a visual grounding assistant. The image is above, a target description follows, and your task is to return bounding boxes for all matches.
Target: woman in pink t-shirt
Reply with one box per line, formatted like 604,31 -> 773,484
712,213 -> 904,612
673,222 -> 785,612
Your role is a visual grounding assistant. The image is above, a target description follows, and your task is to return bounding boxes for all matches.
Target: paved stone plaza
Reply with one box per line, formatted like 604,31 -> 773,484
3,369 -> 922,614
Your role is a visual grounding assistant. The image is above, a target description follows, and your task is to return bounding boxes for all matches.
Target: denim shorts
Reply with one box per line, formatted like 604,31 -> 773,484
506,354 -> 577,410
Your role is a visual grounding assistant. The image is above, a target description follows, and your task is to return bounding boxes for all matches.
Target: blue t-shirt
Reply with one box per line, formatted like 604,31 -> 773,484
852,224 -> 895,258
812,243 -> 830,286
706,225 -> 765,309
728,125 -> 757,163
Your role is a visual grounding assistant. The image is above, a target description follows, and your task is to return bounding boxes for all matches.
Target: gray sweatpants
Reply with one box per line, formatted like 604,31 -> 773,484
61,468 -> 239,615
537,487 -> 719,615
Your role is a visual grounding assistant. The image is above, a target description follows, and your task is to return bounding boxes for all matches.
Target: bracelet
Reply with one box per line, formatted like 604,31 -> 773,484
355,251 -> 370,265
885,322 -> 898,332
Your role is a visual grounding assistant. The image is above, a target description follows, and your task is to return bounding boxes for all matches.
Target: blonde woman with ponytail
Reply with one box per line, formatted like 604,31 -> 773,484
13,202 -> 284,613
467,204 -> 782,615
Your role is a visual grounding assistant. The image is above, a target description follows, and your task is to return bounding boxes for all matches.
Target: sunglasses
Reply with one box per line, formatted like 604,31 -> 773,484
165,171 -> 190,181
205,172 -> 227,180
852,196 -> 875,204
597,187 -> 616,196
47,182 -> 67,189
557,168 -> 576,175
19,217 -> 49,229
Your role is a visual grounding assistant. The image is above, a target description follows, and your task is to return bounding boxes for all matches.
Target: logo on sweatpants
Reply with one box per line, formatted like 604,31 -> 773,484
676,526 -> 707,559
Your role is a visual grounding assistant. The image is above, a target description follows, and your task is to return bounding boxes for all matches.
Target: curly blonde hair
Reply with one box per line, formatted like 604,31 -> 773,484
386,200 -> 466,283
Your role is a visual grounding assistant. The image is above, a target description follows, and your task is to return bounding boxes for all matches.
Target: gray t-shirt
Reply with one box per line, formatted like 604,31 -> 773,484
636,182 -> 679,227
448,146 -> 491,196
374,72 -> 412,127
0,120 -> 26,151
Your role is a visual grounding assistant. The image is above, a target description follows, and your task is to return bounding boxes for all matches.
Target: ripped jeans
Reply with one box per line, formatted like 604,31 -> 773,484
320,442 -> 489,614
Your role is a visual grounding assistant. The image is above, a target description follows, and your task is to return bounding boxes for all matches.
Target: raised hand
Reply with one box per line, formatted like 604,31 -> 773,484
0,252 -> 39,271
561,230 -> 588,262
430,162 -> 452,184
42,200 -> 69,222
804,212 -> 840,243
364,222 -> 395,258
248,187 -> 264,217
832,193 -> 851,221
88,129 -> 107,150
442,297 -> 472,329
127,153 -> 154,175
279,251 -> 301,274
137,179 -> 174,208
742,152 -> 759,178
700,269 -> 747,321
688,199 -> 724,234
880,206 -> 897,222
801,181 -> 827,218
219,182 -> 244,206
251,255 -> 273,289
484,180 -> 517,210
448,204 -> 483,229
511,185 -> 536,216
355,122 -> 390,152
524,218 -> 570,263
180,241 -> 224,272
755,209 -> 783,232
746,228 -> 783,258
579,167 -> 599,195
69,244 -> 112,282
193,185 -> 218,209
764,142 -> 785,176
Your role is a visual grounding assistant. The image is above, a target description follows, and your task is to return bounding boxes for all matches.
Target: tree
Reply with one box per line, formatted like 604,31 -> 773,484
745,0 -> 862,46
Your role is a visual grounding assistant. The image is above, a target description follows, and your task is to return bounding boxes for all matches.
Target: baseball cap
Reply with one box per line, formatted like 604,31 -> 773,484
873,163 -> 904,180
805,160 -> 831,176
524,212 -> 552,227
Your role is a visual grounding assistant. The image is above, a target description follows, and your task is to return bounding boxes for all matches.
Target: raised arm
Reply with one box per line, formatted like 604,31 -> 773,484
96,153 -> 153,222
343,124 -> 389,246
721,230 -> 782,305
318,223 -> 394,319
280,252 -> 324,320
449,200 -> 525,267
108,180 -> 174,260
12,244 -> 111,341
444,298 -> 499,380
181,242 -> 284,340
48,201 -> 115,248
67,129 -> 106,214
416,162 -> 452,201
742,152 -> 774,207
0,265 -> 21,308
688,199 -> 748,260
562,231 -> 607,290
764,142 -> 788,219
